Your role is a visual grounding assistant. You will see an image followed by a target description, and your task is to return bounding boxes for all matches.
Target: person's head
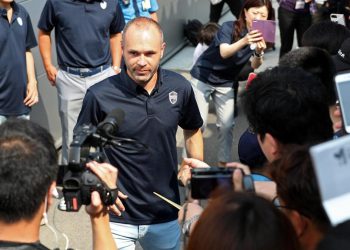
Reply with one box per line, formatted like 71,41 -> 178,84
187,192 -> 300,250
332,37 -> 350,73
317,220 -> 350,250
234,0 -> 274,41
242,66 -> 333,162
122,17 -> 165,86
198,22 -> 220,46
279,47 -> 337,106
271,145 -> 331,249
0,119 -> 58,224
302,21 -> 350,55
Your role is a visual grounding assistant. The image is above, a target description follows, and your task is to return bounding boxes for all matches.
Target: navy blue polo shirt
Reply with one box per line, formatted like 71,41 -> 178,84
76,68 -> 203,224
191,21 -> 253,86
38,0 -> 125,68
0,2 -> 37,116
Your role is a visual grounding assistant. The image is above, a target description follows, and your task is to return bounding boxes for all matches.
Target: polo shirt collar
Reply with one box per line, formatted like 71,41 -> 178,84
0,1 -> 19,19
120,66 -> 163,95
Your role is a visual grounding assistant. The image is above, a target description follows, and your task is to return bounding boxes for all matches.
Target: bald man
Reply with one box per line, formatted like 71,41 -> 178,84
76,17 -> 203,250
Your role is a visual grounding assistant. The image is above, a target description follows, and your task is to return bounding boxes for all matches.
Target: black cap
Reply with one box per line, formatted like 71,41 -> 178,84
333,38 -> 350,73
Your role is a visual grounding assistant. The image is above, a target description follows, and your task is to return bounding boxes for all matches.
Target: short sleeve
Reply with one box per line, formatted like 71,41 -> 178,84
110,2 -> 125,34
214,21 -> 234,47
179,86 -> 203,130
37,0 -> 56,32
149,0 -> 159,12
25,13 -> 37,49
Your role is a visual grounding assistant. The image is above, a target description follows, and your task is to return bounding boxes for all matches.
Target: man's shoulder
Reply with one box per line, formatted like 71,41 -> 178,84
161,69 -> 191,88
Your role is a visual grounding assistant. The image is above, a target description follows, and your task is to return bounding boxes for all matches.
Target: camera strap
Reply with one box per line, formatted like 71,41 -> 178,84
102,186 -> 119,206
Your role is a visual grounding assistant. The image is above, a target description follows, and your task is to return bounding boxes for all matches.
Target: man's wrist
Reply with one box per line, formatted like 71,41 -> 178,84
182,214 -> 200,236
112,65 -> 121,73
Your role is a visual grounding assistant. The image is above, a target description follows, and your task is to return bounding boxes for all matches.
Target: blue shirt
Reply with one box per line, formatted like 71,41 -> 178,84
76,68 -> 203,224
191,21 -> 253,86
0,2 -> 37,116
119,0 -> 159,24
38,0 -> 125,68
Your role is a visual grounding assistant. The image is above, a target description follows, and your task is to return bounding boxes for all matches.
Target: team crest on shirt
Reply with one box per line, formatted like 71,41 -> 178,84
169,91 -> 178,105
17,17 -> 23,26
100,1 -> 107,9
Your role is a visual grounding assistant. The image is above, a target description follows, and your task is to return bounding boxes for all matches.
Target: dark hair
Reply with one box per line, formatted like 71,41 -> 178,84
234,0 -> 274,41
198,22 -> 220,45
279,47 -> 337,106
0,119 -> 58,223
317,220 -> 350,250
242,66 -> 333,146
271,145 -> 331,233
301,21 -> 350,55
187,192 -> 300,250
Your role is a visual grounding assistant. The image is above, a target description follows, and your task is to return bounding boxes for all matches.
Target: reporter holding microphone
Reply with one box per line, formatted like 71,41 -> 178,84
189,0 -> 274,168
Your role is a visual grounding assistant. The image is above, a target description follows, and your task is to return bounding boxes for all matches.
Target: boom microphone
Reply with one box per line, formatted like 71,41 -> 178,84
97,108 -> 125,138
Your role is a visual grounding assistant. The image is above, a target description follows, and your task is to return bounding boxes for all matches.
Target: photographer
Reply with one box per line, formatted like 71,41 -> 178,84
0,119 -> 117,250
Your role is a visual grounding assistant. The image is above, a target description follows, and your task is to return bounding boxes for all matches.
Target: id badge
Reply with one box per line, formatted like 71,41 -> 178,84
142,0 -> 151,10
295,0 -> 305,9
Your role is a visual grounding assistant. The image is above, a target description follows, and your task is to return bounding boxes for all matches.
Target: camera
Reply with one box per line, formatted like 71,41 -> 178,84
190,167 -> 254,199
62,109 -> 125,212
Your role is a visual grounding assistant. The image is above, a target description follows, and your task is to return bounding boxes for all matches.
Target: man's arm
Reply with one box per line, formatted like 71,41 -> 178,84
184,128 -> 203,161
24,50 -> 39,107
110,32 -> 122,74
150,12 -> 158,22
38,29 -> 58,86
178,129 -> 203,186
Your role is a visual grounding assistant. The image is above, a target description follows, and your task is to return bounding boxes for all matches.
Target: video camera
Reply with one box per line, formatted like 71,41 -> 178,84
62,109 -> 146,212
190,167 -> 255,199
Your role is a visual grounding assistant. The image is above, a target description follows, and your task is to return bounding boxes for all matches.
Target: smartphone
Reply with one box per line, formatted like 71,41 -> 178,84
251,20 -> 276,43
330,13 -> 346,26
335,72 -> 350,133
190,167 -> 254,199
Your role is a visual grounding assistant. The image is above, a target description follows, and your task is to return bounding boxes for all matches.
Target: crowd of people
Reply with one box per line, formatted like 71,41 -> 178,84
1,0 -> 350,249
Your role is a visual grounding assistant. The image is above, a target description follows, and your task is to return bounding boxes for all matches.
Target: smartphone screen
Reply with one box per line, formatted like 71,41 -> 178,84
251,20 -> 276,43
335,72 -> 350,133
330,13 -> 346,26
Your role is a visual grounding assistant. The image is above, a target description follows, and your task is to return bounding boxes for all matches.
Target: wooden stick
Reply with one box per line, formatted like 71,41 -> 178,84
153,192 -> 182,210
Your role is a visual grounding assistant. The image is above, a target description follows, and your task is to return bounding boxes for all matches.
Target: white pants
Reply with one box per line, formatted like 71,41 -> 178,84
55,67 -> 116,165
110,220 -> 180,250
191,78 -> 235,163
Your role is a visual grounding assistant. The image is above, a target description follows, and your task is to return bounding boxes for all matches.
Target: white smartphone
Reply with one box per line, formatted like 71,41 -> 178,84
330,13 -> 346,26
335,72 -> 350,133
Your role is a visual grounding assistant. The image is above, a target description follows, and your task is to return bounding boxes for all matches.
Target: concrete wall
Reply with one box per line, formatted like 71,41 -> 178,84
17,0 -> 210,144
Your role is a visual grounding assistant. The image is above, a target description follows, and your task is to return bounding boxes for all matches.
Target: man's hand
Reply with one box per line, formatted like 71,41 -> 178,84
24,80 -> 39,106
45,64 -> 58,86
178,158 -> 209,186
85,161 -> 128,217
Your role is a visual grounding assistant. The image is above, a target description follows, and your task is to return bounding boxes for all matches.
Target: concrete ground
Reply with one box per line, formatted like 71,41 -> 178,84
40,4 -> 284,249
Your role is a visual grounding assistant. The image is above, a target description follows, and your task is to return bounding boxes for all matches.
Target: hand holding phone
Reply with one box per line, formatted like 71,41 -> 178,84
251,20 -> 276,43
190,167 -> 254,199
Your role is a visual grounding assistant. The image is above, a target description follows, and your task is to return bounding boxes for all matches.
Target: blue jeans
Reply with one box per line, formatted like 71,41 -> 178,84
110,220 -> 181,250
0,114 -> 30,125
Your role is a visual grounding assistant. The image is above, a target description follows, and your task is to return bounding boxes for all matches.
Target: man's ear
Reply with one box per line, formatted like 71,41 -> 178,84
289,210 -> 307,238
257,133 -> 280,161
160,42 -> 166,59
264,133 -> 280,159
47,181 -> 57,208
